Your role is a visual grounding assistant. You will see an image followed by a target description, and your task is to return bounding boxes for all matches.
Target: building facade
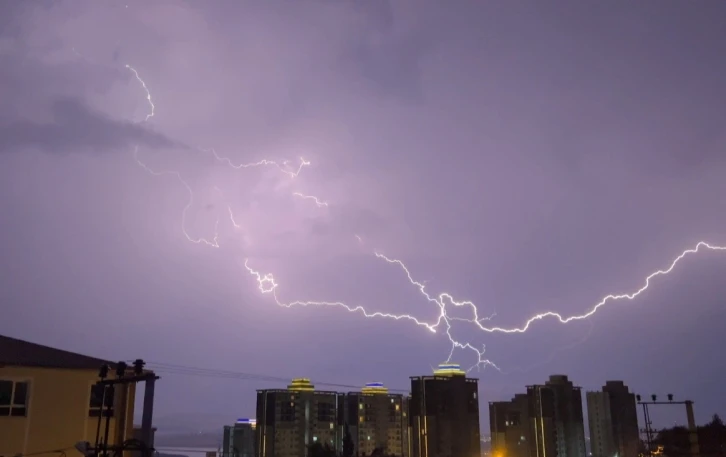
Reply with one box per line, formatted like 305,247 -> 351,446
528,375 -> 586,457
527,383 -> 557,457
256,378 -> 344,457
586,381 -> 639,457
410,363 -> 480,457
344,382 -> 410,457
586,392 -> 615,457
489,394 -> 532,457
0,335 -> 140,457
223,419 -> 257,457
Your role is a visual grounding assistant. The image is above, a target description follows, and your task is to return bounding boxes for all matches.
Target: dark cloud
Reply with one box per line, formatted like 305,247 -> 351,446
336,4 -> 444,104
339,35 -> 430,103
0,97 -> 183,154
0,1 -> 37,39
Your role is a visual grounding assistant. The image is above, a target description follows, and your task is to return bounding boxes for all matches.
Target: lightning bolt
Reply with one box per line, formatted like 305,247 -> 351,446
202,148 -> 310,179
123,60 -> 726,372
134,146 -> 220,247
125,64 -> 155,122
243,260 -> 446,332
245,240 -> 725,371
472,241 -> 726,334
125,63 -> 309,249
228,206 -> 242,230
125,64 -> 220,247
292,192 -> 329,207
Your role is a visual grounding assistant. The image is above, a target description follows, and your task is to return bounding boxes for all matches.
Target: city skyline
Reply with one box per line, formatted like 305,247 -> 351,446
1,332 -> 721,457
2,0 -> 726,439
145,364 -> 710,440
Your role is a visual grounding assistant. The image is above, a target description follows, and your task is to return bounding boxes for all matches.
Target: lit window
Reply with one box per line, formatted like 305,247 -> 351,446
359,403 -> 363,410
330,423 -> 334,429
313,437 -> 318,442
367,436 -> 371,441
391,398 -> 394,403
395,404 -> 400,411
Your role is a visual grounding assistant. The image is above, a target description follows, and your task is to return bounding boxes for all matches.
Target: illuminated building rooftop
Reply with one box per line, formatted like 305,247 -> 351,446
236,418 -> 257,429
361,382 -> 389,394
236,418 -> 256,424
287,378 -> 315,391
433,363 -> 466,376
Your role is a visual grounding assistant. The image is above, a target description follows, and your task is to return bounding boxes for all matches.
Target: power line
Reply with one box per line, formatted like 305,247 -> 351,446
140,361 -> 410,393
146,361 -> 410,392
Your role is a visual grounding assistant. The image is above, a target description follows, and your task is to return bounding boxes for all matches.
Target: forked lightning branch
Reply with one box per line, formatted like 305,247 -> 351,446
125,63 -> 726,371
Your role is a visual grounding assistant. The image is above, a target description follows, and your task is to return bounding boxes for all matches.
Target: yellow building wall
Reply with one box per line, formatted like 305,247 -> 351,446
0,366 -> 136,457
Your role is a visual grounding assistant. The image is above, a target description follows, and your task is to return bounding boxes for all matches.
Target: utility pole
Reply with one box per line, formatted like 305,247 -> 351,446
92,359 -> 160,457
636,394 -> 699,457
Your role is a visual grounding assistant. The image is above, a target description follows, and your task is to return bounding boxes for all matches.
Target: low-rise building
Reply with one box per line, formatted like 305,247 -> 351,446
0,335 -> 141,457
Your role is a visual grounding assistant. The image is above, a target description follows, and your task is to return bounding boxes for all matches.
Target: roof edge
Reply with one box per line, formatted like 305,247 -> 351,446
0,334 -> 119,370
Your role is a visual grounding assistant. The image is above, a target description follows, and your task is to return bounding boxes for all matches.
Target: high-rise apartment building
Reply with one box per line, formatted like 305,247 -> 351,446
410,363 -> 481,457
586,381 -> 639,457
223,419 -> 257,457
489,394 -> 532,457
256,378 -> 344,457
528,375 -> 586,457
587,392 -> 614,457
344,382 -> 411,457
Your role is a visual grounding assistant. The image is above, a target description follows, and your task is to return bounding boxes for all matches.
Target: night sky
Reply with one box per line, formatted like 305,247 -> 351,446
2,0 -> 726,434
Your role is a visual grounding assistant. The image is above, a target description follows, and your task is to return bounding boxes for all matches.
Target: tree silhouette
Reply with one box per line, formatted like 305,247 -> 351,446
712,415 -> 724,428
368,448 -> 398,457
307,432 -> 400,457
654,414 -> 726,457
308,441 -> 337,457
